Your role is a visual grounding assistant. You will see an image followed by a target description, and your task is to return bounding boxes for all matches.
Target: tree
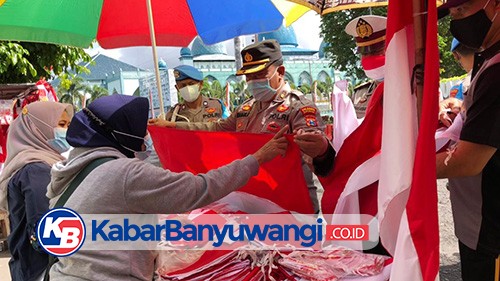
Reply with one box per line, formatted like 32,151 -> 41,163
0,41 -> 90,83
320,8 -> 463,81
320,8 -> 388,80
86,84 -> 109,106
57,75 -> 87,110
57,75 -> 107,109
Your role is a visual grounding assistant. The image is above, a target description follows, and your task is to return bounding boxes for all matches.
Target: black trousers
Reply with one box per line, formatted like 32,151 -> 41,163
459,240 -> 499,281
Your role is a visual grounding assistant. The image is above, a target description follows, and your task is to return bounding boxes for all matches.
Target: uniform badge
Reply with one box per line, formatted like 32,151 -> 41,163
300,106 -> 317,117
356,18 -> 374,39
22,107 -> 28,115
206,108 -> 216,114
266,122 -> 281,133
242,105 -> 252,111
277,104 -> 289,113
305,117 -> 318,127
244,52 -> 253,62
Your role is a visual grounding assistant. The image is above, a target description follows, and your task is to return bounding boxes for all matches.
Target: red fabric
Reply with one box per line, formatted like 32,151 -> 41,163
148,126 -> 314,213
319,83 -> 384,215
361,55 -> 385,71
97,0 -> 197,48
406,0 -> 440,279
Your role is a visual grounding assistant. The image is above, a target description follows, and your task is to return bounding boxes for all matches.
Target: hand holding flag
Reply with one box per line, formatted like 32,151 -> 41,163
253,125 -> 289,164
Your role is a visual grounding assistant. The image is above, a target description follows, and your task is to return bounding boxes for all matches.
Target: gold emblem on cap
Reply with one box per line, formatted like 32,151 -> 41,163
356,18 -> 374,39
22,107 -> 28,115
244,52 -> 253,62
174,70 -> 180,78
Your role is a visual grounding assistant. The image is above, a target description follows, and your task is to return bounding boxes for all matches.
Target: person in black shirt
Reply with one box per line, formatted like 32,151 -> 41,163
437,0 -> 500,280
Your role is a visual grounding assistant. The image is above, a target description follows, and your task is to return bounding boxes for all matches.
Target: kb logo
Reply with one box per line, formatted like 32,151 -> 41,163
37,208 -> 86,257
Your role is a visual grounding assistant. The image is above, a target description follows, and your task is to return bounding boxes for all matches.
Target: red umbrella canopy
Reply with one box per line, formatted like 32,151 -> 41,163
0,0 -> 284,48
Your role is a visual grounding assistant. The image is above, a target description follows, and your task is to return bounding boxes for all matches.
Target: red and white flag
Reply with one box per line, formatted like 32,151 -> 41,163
378,0 -> 440,280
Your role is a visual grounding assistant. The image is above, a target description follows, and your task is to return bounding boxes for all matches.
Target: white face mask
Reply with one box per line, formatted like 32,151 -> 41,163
179,84 -> 201,103
247,69 -> 279,102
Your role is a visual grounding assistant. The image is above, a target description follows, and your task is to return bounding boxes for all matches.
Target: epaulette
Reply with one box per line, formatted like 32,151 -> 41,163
288,90 -> 303,102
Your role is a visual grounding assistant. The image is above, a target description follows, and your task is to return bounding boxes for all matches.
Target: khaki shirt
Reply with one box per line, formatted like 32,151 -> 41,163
352,80 -> 379,119
176,83 -> 325,134
165,96 -> 224,122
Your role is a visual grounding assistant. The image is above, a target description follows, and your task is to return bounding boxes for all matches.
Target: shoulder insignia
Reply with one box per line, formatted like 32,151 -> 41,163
305,117 -> 318,127
206,108 -> 216,114
300,106 -> 317,117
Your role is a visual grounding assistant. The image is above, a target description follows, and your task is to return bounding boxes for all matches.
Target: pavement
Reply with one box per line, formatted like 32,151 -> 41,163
0,179 -> 461,280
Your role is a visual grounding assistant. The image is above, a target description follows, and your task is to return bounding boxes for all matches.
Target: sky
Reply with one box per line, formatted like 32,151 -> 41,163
86,12 -> 323,71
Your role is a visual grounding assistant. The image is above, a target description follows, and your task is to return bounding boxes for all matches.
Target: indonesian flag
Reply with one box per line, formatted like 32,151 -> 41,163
148,126 -> 314,214
378,0 -> 440,280
320,84 -> 383,216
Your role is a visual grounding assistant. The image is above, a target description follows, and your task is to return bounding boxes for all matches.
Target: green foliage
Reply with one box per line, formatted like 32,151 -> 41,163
320,8 -> 388,80
320,8 -> 464,81
438,17 -> 464,78
0,41 -> 91,83
57,74 -> 108,110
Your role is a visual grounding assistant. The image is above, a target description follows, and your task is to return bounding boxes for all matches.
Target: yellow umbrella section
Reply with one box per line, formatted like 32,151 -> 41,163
272,0 -> 445,26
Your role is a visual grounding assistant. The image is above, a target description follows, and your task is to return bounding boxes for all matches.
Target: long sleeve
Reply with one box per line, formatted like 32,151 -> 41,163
123,155 -> 259,214
175,110 -> 238,132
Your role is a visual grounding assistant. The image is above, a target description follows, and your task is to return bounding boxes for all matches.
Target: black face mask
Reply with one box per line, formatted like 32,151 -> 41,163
450,9 -> 492,49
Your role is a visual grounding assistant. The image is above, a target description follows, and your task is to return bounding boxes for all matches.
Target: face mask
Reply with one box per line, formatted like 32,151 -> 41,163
247,69 -> 279,102
111,130 -> 152,160
134,135 -> 153,160
48,127 -> 71,153
179,84 -> 201,103
361,55 -> 385,81
450,0 -> 497,49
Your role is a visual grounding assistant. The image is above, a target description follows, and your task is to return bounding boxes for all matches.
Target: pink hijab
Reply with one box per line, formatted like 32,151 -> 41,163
0,101 -> 74,212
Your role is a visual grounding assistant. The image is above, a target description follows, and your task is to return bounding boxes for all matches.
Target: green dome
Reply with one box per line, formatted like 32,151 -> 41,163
258,25 -> 298,47
191,37 -> 227,57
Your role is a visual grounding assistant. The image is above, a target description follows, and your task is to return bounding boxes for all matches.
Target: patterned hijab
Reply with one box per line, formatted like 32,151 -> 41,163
66,95 -> 149,158
0,101 -> 74,212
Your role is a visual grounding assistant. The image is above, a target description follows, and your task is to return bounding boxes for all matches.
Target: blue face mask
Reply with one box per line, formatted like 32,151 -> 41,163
247,69 -> 279,102
48,127 -> 71,153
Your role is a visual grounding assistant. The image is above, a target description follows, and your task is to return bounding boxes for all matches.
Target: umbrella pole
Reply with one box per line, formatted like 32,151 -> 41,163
146,0 -> 165,119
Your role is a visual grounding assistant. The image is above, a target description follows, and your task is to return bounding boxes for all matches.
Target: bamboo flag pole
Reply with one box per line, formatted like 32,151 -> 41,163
146,0 -> 165,119
412,0 -> 427,125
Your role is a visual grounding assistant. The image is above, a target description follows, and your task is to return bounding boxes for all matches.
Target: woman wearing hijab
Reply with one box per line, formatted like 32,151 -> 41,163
46,94 -> 288,281
0,101 -> 73,281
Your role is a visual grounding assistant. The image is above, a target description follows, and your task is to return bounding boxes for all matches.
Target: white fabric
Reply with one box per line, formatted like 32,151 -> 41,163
331,86 -> 362,151
378,28 -> 421,280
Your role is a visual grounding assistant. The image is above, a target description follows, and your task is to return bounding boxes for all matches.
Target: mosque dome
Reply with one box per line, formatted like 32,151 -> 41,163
319,41 -> 329,58
180,47 -> 192,57
191,37 -> 227,57
258,25 -> 298,47
158,58 -> 167,69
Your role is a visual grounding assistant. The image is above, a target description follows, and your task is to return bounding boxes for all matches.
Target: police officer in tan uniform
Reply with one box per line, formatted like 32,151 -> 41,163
345,15 -> 387,118
150,40 -> 335,213
166,65 -> 229,123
